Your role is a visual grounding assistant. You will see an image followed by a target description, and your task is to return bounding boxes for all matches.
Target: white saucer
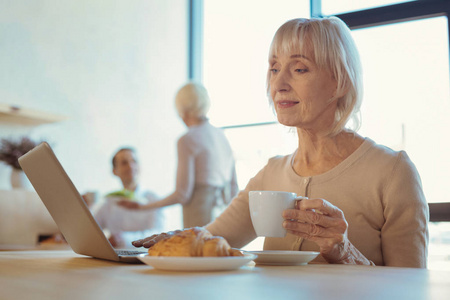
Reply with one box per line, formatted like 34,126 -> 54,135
247,250 -> 319,266
139,253 -> 257,272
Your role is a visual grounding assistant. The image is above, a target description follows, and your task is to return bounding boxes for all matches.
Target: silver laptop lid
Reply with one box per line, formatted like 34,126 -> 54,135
18,142 -> 122,261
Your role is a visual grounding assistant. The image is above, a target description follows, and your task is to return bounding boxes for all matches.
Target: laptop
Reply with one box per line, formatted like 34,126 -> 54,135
18,142 -> 147,263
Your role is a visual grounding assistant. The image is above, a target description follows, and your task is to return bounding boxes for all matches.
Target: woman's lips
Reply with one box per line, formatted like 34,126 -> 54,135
276,100 -> 299,109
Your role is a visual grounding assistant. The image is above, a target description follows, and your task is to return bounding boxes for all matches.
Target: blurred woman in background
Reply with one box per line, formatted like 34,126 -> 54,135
119,82 -> 238,228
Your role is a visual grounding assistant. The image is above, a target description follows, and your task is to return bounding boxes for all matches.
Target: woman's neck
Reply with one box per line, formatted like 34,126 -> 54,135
292,129 -> 363,176
184,116 -> 207,127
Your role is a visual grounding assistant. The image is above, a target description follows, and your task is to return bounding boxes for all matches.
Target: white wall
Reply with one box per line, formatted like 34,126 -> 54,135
0,0 -> 188,230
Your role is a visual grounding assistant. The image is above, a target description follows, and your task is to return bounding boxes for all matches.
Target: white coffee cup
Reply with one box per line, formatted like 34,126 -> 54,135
249,191 -> 301,238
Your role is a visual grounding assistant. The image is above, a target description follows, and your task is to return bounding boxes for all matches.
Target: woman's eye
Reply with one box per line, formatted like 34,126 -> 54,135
270,68 -> 279,74
295,68 -> 307,73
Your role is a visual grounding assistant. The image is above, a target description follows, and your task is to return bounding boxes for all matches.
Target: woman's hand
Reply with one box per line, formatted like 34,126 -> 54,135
131,230 -> 183,248
282,198 -> 372,265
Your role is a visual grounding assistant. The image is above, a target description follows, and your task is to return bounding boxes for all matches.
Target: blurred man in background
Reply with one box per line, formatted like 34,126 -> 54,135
93,147 -> 164,248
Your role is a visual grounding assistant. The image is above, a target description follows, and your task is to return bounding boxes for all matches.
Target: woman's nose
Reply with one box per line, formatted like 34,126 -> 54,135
271,69 -> 290,92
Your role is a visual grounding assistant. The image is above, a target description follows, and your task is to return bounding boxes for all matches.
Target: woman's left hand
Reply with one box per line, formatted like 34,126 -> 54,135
282,198 -> 368,264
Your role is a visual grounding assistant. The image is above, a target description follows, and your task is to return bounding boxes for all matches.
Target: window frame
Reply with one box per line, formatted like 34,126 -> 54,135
188,0 -> 203,81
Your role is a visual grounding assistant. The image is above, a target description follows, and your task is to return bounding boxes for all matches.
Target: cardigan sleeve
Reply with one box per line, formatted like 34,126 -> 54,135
381,151 -> 429,268
205,165 -> 268,248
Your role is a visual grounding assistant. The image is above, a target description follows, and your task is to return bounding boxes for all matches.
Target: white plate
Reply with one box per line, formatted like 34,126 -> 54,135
138,253 -> 257,272
247,251 -> 319,266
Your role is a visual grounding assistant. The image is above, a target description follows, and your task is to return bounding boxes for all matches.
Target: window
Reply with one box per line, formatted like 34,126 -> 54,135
223,123 -> 297,188
203,0 -> 309,128
353,17 -> 450,204
202,0 -> 309,250
202,0 -> 309,186
334,0 -> 450,270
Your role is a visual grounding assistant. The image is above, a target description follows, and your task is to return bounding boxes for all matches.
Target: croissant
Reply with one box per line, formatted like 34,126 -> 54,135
148,227 -> 243,257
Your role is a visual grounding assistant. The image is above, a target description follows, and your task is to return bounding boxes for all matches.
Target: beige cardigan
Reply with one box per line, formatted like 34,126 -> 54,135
206,138 -> 429,268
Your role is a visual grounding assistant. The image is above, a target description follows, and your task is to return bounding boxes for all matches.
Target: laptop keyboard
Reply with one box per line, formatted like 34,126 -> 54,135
115,250 -> 147,256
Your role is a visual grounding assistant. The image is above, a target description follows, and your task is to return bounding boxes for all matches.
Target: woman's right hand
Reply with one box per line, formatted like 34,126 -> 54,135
132,230 -> 183,248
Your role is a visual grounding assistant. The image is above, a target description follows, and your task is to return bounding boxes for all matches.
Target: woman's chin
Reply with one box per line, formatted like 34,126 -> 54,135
277,116 -> 299,128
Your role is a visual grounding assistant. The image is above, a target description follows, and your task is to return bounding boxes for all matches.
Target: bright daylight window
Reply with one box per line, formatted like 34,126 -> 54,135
203,0 -> 309,187
352,16 -> 450,271
352,17 -> 450,205
204,0 -> 309,127
203,0 -> 309,250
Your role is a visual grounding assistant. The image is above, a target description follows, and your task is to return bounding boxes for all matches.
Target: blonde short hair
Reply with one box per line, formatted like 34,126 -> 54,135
175,82 -> 211,119
267,17 -> 363,136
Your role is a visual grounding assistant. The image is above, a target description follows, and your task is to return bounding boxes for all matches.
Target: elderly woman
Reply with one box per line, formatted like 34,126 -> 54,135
133,17 -> 429,267
120,82 -> 238,228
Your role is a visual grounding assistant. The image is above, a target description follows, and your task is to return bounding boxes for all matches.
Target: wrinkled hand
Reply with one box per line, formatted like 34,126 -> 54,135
117,199 -> 141,209
282,198 -> 369,265
131,230 -> 183,248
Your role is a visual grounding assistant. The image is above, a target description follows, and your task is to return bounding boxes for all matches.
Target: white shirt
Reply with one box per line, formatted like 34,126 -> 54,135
94,185 -> 164,247
157,121 -> 238,207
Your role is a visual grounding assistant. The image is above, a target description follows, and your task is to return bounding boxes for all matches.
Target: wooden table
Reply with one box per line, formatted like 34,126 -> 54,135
1,250 -> 449,300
